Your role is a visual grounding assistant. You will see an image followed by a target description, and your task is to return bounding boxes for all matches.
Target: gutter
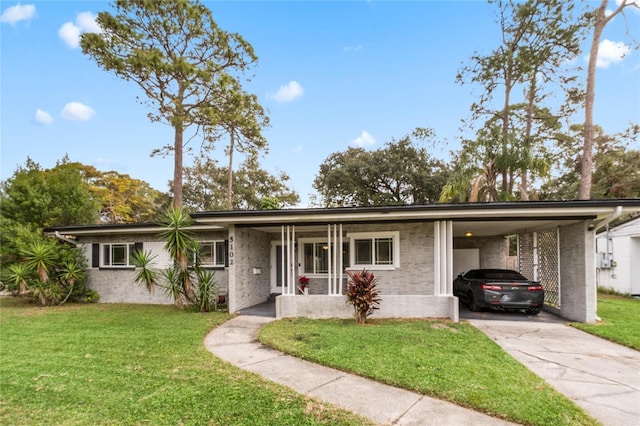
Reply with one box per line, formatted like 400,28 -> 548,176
594,206 -> 623,231
54,231 -> 78,246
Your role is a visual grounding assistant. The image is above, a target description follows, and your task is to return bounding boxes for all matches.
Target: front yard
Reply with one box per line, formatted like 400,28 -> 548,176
0,298 -> 369,426
259,317 -> 597,426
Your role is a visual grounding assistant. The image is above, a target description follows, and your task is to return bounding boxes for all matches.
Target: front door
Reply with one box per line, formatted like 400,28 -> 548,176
270,242 -> 286,294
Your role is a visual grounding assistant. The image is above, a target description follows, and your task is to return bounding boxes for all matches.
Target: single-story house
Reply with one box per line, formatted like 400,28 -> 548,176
45,200 -> 640,324
595,215 -> 640,296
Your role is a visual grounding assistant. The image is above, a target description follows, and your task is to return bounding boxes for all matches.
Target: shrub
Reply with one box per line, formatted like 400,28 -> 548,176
345,269 -> 381,325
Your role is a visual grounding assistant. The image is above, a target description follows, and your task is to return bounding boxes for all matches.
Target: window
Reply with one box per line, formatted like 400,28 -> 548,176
101,243 -> 137,267
197,241 -> 226,267
347,232 -> 399,270
302,241 -> 350,275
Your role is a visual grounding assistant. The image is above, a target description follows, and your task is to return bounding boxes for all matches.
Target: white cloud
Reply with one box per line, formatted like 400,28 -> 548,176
344,44 -> 363,52
351,130 -> 376,148
58,11 -> 101,48
1,3 -> 35,25
596,39 -> 631,68
273,80 -> 304,103
61,102 -> 95,121
58,22 -> 81,48
34,109 -> 53,125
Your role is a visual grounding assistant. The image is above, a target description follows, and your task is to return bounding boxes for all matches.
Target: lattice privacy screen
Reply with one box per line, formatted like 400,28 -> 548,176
518,229 -> 560,308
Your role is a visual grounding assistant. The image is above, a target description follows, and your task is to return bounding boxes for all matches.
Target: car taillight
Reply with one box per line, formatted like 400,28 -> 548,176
481,284 -> 503,290
528,285 -> 543,291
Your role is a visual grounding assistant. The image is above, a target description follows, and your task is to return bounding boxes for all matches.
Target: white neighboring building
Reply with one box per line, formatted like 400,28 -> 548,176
596,216 -> 640,296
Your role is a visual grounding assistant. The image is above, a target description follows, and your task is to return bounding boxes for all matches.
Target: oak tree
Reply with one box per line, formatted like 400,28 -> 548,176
314,129 -> 449,207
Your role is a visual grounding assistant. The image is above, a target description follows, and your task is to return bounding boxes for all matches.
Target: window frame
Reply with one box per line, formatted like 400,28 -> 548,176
346,231 -> 400,270
196,240 -> 227,268
100,242 -> 137,268
298,237 -> 350,277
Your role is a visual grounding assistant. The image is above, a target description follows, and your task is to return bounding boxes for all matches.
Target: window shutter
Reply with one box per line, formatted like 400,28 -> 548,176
92,244 -> 100,268
224,240 -> 229,267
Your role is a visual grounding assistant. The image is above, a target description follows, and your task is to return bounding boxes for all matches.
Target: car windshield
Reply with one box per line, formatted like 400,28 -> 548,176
470,270 -> 527,280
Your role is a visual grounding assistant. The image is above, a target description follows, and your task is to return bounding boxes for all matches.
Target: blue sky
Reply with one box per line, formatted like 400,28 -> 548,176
2,1 -> 639,206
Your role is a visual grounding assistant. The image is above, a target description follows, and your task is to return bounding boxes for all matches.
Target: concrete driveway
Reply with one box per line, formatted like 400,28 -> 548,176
463,306 -> 640,426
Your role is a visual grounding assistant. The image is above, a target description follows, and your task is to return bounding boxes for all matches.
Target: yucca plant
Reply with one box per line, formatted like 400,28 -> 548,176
131,249 -> 159,292
4,263 -> 33,296
345,269 -> 381,325
22,240 -> 57,283
194,267 -> 217,312
58,258 -> 87,305
159,206 -> 197,300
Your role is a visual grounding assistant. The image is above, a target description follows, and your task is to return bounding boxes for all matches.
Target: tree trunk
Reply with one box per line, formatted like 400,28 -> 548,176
521,76 -> 537,201
581,0 -> 629,199
581,1 -> 608,200
227,130 -> 235,210
173,123 -> 184,208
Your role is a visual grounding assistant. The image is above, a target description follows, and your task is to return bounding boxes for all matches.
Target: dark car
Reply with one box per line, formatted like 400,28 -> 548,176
453,269 -> 544,314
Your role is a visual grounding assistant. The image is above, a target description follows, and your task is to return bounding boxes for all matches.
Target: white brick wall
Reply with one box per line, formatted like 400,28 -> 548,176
559,220 -> 596,323
77,235 -> 229,305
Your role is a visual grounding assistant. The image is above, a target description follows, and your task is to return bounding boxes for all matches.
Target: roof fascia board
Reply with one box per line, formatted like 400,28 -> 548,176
194,206 -> 627,226
47,224 -> 225,237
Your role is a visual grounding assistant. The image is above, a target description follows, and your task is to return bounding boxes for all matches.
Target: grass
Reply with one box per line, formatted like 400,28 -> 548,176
0,297 -> 371,426
259,317 -> 598,426
571,293 -> 640,350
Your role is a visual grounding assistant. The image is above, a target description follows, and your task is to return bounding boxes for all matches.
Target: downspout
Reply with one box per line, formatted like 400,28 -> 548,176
54,231 -> 78,246
592,206 -> 622,321
594,206 -> 622,232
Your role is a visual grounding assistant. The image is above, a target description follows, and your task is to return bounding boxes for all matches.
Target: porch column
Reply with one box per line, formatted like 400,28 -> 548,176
281,225 -> 296,295
327,224 -> 343,295
434,220 -> 454,296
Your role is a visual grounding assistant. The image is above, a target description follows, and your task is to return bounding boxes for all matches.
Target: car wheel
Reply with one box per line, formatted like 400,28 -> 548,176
526,307 -> 541,315
468,292 -> 480,312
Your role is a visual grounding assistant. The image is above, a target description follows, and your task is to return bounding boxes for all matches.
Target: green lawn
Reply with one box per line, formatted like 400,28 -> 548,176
0,298 -> 370,426
571,294 -> 640,350
259,318 -> 598,426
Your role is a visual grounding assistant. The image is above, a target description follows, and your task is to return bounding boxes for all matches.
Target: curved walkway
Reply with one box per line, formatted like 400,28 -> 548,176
204,315 -> 514,426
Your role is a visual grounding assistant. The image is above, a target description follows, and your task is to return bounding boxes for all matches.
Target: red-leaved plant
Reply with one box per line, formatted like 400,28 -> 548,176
345,269 -> 381,325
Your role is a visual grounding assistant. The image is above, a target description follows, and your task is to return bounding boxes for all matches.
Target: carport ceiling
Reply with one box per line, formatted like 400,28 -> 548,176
453,219 -> 580,237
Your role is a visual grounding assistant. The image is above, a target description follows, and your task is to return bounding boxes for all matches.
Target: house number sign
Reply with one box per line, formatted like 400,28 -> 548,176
228,236 -> 234,265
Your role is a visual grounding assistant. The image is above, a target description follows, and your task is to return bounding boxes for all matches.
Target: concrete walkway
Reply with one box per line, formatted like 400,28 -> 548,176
468,314 -> 640,426
204,315 -> 515,426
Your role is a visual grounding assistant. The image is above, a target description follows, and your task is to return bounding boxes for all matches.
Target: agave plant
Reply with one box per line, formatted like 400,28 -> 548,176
345,269 -> 381,325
